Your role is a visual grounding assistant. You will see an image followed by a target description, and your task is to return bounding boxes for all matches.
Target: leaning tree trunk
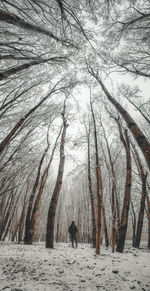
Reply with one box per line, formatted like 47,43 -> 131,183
46,107 -> 68,248
116,128 -> 132,253
90,96 -> 102,255
88,69 -> 150,170
87,127 -> 96,248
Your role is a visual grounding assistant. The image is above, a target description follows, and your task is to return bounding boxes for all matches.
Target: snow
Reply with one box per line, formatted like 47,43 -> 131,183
0,242 -> 150,291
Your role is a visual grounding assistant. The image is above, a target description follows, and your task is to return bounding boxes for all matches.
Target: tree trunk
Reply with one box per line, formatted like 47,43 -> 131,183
0,57 -> 66,81
88,70 -> 150,170
134,173 -> 147,248
87,128 -> 96,248
46,106 -> 68,248
146,194 -> 150,249
102,204 -> 109,248
130,200 -> 136,247
116,128 -> 132,253
111,183 -> 116,252
131,141 -> 148,248
24,147 -> 49,244
90,96 -> 102,254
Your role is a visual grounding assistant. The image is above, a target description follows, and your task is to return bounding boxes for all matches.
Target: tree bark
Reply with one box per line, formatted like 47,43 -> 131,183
134,173 -> 147,248
116,128 -> 132,253
147,194 -> 150,249
87,127 -> 96,248
130,200 -> 136,247
131,141 -> 148,248
46,105 -> 68,248
90,96 -> 102,254
102,204 -> 109,248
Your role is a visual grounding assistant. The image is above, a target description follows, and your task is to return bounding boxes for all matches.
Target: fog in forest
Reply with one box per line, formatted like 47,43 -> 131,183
0,1 -> 150,290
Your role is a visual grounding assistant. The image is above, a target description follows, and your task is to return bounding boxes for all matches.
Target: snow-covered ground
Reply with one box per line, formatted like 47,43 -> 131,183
0,242 -> 150,291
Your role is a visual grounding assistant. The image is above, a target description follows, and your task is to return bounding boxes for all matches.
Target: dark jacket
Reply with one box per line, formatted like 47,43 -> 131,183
69,222 -> 78,236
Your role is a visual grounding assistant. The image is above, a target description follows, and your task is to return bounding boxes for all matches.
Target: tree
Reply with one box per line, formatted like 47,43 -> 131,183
131,141 -> 148,248
90,94 -> 102,254
46,99 -> 68,248
85,122 -> 96,248
116,122 -> 132,253
88,68 -> 150,171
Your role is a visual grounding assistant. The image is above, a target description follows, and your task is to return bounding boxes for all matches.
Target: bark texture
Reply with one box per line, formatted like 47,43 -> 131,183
87,130 -> 96,248
46,108 -> 68,248
90,96 -> 102,254
131,141 -> 148,248
116,129 -> 132,253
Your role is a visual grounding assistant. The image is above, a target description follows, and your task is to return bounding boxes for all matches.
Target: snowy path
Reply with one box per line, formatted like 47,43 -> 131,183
0,242 -> 150,291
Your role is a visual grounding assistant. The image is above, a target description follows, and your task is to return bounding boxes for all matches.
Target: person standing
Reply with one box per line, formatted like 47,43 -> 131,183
68,221 -> 78,248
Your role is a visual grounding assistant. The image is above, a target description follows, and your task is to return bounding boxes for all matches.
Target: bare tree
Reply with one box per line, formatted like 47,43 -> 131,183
46,98 -> 68,248
90,94 -> 102,254
88,68 -> 150,171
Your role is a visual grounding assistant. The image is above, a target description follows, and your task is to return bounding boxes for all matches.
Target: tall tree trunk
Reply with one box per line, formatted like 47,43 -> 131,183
134,173 -> 147,248
131,141 -> 148,248
116,127 -> 132,253
111,183 -> 116,252
56,197 -> 62,243
90,96 -> 102,254
146,182 -> 150,249
88,69 -> 150,170
46,104 -> 68,248
86,126 -> 96,248
24,146 -> 49,244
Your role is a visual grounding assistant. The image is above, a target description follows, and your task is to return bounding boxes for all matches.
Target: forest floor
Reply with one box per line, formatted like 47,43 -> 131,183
0,241 -> 150,291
